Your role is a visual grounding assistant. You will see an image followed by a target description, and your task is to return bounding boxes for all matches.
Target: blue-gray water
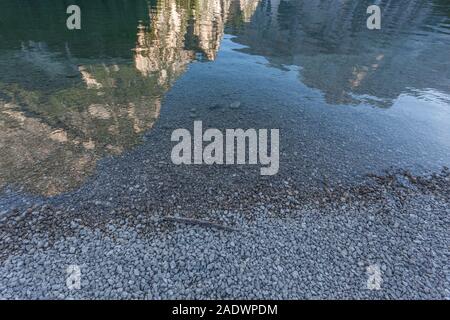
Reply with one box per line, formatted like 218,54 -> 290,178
0,0 -> 449,205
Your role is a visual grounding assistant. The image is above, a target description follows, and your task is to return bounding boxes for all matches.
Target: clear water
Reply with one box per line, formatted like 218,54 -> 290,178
0,0 -> 449,198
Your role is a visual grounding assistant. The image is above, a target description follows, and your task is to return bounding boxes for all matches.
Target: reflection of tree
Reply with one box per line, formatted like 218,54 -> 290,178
233,0 -> 450,107
0,0 -> 259,195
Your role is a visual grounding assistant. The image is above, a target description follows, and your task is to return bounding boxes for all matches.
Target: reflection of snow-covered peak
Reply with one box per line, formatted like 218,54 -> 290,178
240,0 -> 260,22
193,0 -> 232,60
133,0 -> 260,76
133,0 -> 194,79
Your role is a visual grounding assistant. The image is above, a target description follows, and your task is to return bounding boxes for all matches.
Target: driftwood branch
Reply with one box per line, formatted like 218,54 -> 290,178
162,216 -> 239,232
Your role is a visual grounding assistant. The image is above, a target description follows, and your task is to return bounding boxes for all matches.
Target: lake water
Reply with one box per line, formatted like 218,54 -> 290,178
0,0 -> 449,204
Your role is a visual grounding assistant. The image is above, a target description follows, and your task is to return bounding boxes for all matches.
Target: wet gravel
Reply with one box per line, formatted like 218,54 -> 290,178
0,169 -> 449,299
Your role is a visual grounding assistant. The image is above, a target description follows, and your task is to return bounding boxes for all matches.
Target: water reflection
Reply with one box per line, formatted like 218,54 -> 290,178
232,0 -> 450,107
0,0 -> 260,195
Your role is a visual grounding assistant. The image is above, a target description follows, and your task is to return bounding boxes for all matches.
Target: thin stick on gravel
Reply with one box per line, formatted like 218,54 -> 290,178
162,216 -> 239,232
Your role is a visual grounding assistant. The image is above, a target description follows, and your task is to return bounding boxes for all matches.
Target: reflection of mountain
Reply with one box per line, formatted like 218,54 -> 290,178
134,0 -> 233,79
233,0 -> 450,107
0,0 -> 259,196
0,46 -> 163,196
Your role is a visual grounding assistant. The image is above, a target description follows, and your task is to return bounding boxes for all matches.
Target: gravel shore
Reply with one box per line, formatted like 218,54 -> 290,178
0,168 -> 448,299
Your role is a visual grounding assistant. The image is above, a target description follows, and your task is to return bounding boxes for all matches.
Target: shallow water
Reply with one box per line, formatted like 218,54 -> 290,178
0,0 -> 449,201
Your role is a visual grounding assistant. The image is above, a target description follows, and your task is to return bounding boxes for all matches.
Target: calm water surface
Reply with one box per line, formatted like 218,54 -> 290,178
0,0 -> 449,200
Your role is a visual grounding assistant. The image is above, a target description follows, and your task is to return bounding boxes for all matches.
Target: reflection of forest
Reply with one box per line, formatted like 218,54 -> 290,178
0,0 -> 260,195
233,0 -> 450,107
